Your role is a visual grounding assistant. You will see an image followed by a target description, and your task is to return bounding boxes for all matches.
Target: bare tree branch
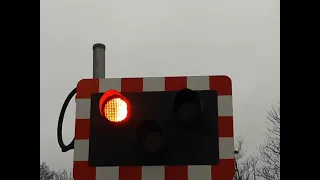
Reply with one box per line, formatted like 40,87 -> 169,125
40,162 -> 73,180
258,103 -> 280,180
235,136 -> 246,161
53,170 -> 73,180
234,137 -> 260,180
40,162 -> 55,180
234,102 -> 280,180
234,136 -> 245,180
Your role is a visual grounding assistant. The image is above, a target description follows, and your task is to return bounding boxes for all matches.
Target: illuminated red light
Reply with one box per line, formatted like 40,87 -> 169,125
99,90 -> 130,123
104,98 -> 128,122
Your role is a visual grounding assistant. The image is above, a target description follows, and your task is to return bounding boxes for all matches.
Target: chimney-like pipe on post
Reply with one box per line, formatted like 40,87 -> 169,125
93,43 -> 106,78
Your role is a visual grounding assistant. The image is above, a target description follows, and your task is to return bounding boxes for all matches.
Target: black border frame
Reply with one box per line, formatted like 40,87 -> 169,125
280,0 -> 317,179
3,0 -> 39,178
6,0 -> 311,179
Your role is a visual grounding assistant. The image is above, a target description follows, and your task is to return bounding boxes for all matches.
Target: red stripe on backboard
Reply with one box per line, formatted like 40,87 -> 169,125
119,166 -> 142,180
121,78 -> 143,92
209,76 -> 232,95
73,161 -> 96,180
218,116 -> 234,137
76,79 -> 99,99
75,119 -> 90,139
165,77 -> 187,91
165,166 -> 188,180
211,159 -> 235,180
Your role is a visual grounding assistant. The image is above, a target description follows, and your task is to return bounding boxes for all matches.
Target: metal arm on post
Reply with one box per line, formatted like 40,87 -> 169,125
57,43 -> 106,152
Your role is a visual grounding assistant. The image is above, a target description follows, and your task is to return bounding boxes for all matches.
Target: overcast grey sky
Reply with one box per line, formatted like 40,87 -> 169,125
40,0 -> 279,171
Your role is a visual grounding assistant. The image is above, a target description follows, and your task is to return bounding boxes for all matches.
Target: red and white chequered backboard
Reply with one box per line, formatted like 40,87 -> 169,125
74,75 -> 235,180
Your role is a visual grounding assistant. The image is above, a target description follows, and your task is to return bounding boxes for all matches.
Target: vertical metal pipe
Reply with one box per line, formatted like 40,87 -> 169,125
93,43 -> 106,78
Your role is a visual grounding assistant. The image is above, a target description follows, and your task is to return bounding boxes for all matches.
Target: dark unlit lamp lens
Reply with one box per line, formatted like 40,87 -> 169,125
136,120 -> 165,154
174,88 -> 202,126
179,102 -> 198,124
142,132 -> 164,153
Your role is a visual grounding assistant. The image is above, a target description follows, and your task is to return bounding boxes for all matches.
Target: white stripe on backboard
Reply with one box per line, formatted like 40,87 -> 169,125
73,139 -> 89,161
142,166 -> 165,180
143,77 -> 165,91
99,78 -> 121,92
188,165 -> 211,180
96,166 -> 119,180
218,95 -> 233,116
219,137 -> 235,159
75,99 -> 91,119
187,76 -> 210,90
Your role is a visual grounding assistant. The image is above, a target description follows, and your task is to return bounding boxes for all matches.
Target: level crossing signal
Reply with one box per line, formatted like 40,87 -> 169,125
59,75 -> 235,180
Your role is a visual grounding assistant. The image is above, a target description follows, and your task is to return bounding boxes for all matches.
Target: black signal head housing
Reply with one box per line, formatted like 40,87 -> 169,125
88,89 -> 219,167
